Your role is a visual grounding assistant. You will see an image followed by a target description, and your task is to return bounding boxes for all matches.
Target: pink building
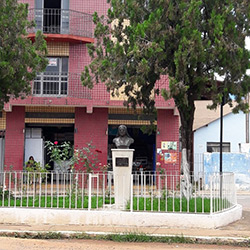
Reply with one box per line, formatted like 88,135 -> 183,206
0,0 -> 180,173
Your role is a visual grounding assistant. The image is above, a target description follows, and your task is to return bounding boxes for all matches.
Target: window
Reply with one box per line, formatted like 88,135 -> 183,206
207,142 -> 230,153
33,57 -> 68,96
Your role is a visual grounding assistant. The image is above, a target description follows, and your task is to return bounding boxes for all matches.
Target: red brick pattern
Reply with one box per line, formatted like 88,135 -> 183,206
70,0 -> 110,16
4,107 -> 25,171
74,107 -> 108,171
156,109 -> 180,173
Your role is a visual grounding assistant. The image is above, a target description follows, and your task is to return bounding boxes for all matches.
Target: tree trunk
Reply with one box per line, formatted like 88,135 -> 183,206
178,101 -> 195,199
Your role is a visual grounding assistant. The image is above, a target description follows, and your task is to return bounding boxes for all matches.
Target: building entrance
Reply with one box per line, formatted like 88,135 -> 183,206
25,124 -> 74,171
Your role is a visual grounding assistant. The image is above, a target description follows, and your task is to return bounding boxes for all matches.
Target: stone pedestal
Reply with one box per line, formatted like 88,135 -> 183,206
112,149 -> 134,209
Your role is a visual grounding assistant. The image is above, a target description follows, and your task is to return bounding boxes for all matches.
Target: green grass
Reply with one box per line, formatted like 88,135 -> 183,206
0,232 -> 248,247
128,197 -> 228,213
0,195 -> 228,213
0,196 -> 114,209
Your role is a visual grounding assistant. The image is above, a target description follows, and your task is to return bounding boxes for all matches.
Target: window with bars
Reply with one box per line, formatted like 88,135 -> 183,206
33,57 -> 68,96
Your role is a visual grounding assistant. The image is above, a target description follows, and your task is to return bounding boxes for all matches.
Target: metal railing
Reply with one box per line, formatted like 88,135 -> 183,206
27,8 -> 93,38
32,72 -> 109,100
0,171 -> 236,214
33,72 -> 68,96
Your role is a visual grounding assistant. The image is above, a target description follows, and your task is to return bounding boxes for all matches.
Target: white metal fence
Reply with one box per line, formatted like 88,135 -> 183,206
0,171 -> 236,214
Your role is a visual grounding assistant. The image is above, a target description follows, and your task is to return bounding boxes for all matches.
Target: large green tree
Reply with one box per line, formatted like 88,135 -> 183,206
82,0 -> 250,181
0,0 -> 47,107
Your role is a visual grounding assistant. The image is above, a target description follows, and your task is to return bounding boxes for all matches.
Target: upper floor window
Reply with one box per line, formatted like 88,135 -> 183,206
207,142 -> 231,153
33,57 -> 68,96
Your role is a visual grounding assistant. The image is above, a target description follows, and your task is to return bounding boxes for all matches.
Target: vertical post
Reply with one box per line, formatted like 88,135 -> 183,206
246,93 -> 249,143
210,175 -> 213,215
220,96 -> 224,198
88,173 -> 92,211
14,172 -> 17,208
130,174 -> 133,212
220,98 -> 223,173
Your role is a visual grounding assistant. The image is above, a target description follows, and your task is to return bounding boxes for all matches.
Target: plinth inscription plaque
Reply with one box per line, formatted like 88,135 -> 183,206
115,157 -> 129,167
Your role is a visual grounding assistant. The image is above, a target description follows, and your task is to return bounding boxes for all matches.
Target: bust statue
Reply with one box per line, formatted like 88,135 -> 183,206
113,125 -> 134,149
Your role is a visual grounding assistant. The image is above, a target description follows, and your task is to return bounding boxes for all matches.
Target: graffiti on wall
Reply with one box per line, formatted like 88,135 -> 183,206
204,153 -> 250,190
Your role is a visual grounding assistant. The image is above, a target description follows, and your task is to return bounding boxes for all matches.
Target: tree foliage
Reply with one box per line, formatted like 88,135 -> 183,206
82,0 -> 250,170
0,0 -> 47,106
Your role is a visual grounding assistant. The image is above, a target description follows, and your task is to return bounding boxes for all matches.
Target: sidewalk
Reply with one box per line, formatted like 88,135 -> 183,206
0,209 -> 249,246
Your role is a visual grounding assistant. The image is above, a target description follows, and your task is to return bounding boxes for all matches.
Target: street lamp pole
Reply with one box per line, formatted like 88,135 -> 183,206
220,96 -> 224,174
220,95 -> 224,198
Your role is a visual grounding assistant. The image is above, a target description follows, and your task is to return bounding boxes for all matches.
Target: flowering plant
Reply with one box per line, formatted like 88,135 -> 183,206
156,161 -> 165,175
73,141 -> 102,173
45,141 -> 74,166
45,141 -> 103,173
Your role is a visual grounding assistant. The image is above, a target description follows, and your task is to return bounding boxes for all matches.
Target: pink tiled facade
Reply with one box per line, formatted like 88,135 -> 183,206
4,107 -> 25,171
3,0 -> 179,173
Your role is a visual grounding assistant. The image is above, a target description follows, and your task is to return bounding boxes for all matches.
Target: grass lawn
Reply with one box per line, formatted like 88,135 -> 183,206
0,196 -> 114,209
0,195 -> 228,212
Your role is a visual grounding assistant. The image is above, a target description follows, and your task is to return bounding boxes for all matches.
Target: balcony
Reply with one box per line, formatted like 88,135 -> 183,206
27,8 -> 94,43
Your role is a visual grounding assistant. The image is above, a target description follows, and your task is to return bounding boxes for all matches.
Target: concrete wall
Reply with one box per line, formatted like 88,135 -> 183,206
203,153 -> 250,190
0,205 -> 242,229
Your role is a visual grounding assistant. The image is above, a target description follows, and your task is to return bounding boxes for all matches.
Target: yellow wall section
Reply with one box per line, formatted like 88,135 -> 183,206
0,111 -> 6,130
25,106 -> 75,113
47,42 -> 69,56
25,118 -> 75,124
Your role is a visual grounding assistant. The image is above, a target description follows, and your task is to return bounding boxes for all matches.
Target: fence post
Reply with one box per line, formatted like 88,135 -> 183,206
210,175 -> 213,215
130,174 -> 133,212
88,173 -> 92,211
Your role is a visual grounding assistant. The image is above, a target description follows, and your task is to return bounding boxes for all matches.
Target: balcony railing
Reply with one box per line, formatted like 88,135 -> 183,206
32,72 -> 109,100
27,8 -> 93,39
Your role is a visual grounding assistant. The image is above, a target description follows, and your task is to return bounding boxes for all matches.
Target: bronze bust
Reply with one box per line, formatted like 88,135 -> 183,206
113,125 -> 134,149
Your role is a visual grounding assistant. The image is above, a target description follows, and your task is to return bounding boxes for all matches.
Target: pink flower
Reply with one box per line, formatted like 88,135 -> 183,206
54,141 -> 58,145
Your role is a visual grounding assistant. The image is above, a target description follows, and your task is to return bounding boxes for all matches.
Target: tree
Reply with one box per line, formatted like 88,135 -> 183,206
82,0 -> 250,189
0,0 -> 47,107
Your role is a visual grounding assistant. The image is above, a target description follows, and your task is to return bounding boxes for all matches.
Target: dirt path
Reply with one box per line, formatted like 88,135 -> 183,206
0,237 -> 247,250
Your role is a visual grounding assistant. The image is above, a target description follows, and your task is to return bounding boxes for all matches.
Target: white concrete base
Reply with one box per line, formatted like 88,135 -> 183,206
112,149 -> 134,209
0,205 -> 242,229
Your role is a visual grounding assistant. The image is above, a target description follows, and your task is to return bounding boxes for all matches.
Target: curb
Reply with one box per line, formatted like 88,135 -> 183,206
0,230 -> 249,247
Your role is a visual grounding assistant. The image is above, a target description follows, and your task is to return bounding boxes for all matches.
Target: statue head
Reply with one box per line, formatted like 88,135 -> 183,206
113,125 -> 134,148
117,124 -> 128,137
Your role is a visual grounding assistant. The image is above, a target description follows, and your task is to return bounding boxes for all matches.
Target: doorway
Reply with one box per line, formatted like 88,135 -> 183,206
25,124 -> 74,171
43,0 -> 61,33
108,125 -> 156,173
